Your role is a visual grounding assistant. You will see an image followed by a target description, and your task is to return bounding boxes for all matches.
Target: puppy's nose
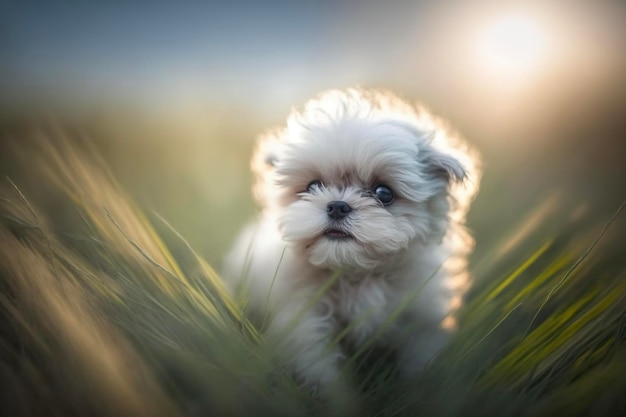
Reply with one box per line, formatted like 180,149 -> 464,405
326,201 -> 352,219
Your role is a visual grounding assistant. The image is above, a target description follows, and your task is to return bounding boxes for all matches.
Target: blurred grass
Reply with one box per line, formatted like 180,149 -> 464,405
1,127 -> 625,416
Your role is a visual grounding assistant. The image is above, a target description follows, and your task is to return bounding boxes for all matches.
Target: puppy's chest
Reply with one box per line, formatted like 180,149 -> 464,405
328,274 -> 403,339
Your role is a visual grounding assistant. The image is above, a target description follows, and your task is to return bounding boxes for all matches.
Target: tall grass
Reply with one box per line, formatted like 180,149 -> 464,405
1,129 -> 624,416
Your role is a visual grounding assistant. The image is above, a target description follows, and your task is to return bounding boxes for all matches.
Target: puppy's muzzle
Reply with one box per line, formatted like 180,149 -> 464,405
326,201 -> 352,219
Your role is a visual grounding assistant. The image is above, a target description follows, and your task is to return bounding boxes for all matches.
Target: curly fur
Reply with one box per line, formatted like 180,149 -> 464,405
223,88 -> 481,399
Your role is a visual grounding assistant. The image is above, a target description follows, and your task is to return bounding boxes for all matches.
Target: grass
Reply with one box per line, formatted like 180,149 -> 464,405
1,129 -> 625,416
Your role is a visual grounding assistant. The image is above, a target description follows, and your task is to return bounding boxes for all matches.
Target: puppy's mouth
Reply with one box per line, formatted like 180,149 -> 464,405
323,228 -> 353,240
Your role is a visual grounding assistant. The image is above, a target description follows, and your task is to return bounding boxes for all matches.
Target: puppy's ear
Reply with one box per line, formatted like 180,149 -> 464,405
263,152 -> 278,167
252,130 -> 282,175
421,147 -> 466,183
251,131 -> 283,206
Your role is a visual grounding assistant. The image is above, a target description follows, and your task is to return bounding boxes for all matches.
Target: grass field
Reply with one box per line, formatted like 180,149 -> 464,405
1,126 -> 625,417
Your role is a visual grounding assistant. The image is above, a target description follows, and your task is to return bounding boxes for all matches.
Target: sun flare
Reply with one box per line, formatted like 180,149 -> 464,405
475,13 -> 546,83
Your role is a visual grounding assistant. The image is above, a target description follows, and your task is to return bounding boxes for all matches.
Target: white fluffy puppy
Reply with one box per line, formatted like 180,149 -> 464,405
223,88 -> 480,398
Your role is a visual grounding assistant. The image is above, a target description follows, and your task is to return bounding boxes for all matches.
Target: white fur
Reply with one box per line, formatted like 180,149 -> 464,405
223,88 -> 481,399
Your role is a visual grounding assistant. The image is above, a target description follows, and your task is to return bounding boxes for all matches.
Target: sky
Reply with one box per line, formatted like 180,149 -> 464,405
2,0 -> 622,118
0,1 -> 432,109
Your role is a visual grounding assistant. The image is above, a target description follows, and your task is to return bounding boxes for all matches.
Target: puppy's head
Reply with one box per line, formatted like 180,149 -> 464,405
253,88 -> 480,270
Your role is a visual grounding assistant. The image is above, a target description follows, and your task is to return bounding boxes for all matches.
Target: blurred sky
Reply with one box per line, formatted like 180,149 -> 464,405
2,0 -> 624,121
1,0 -> 625,261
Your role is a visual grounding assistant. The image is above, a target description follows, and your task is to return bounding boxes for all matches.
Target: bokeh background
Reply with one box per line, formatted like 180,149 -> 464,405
1,0 -> 625,271
1,2 -> 626,415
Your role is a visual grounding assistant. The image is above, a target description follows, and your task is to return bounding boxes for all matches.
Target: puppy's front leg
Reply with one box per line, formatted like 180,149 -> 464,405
266,300 -> 347,399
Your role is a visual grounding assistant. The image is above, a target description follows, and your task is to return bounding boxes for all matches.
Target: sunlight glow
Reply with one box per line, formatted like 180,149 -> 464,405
475,14 -> 546,83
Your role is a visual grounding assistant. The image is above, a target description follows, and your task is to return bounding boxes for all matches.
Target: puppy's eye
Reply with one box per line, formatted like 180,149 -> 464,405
373,185 -> 394,205
306,180 -> 323,193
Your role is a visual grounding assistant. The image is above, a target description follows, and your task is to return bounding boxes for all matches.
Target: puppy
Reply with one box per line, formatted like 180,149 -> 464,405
223,88 -> 480,399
